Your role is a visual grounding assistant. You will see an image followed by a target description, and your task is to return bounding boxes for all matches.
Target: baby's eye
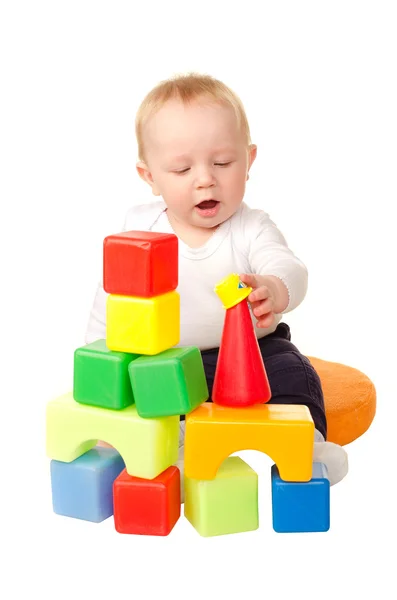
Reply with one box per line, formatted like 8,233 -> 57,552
174,168 -> 190,175
214,162 -> 231,167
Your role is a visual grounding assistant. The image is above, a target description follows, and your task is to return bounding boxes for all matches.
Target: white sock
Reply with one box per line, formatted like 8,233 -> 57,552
313,429 -> 349,486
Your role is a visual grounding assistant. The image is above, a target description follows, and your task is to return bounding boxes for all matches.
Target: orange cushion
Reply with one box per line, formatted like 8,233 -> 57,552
307,356 -> 376,446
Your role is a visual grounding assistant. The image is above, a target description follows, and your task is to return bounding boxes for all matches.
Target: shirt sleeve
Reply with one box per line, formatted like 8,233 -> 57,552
246,209 -> 308,313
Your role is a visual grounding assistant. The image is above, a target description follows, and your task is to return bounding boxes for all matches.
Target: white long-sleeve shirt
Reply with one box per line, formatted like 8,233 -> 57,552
85,200 -> 308,351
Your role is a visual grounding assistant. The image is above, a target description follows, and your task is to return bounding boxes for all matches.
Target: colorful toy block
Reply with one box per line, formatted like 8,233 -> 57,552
271,462 -> 330,533
184,403 -> 314,482
184,456 -> 258,537
48,234 -> 340,539
73,339 -> 139,410
106,291 -> 180,355
50,447 -> 125,522
114,466 -> 181,535
128,346 -> 209,418
46,392 -> 179,479
103,231 -> 178,297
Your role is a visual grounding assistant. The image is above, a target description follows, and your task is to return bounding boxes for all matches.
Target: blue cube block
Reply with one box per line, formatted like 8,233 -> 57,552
50,447 -> 125,523
271,462 -> 330,533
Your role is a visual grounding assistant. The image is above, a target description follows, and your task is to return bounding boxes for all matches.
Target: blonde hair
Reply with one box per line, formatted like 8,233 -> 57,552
135,72 -> 252,162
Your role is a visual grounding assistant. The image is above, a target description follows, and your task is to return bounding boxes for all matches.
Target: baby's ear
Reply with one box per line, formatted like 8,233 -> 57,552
248,144 -> 257,168
136,160 -> 151,183
246,145 -> 257,181
136,161 -> 160,196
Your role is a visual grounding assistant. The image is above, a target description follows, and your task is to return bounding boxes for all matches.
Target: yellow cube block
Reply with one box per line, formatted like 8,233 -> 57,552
106,291 -> 180,355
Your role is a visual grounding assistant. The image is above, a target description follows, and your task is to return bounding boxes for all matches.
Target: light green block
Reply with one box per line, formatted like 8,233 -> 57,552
46,392 -> 179,479
184,456 -> 259,537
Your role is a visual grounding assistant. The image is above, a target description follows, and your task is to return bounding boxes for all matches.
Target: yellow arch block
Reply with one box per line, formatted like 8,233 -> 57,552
106,291 -> 180,355
46,392 -> 179,479
184,403 -> 314,482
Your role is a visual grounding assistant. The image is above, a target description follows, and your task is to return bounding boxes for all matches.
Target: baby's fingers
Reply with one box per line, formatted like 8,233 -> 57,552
248,286 -> 270,303
252,298 -> 274,318
257,312 -> 275,328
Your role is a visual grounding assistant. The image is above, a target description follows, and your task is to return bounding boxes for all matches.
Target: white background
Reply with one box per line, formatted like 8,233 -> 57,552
1,1 -> 396,598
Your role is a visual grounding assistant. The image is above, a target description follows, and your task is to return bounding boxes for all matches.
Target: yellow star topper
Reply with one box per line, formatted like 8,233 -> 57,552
214,273 -> 252,309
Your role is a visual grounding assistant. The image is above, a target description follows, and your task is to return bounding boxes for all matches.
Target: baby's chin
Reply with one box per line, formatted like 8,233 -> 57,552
192,213 -> 224,231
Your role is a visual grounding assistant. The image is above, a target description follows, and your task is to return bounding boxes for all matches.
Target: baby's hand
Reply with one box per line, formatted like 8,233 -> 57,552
239,273 -> 289,329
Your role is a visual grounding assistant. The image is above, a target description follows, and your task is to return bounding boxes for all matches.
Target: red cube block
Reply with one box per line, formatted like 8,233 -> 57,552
113,466 -> 181,535
103,231 -> 178,297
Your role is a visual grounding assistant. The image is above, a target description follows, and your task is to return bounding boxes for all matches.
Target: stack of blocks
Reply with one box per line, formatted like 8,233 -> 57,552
46,230 -> 331,536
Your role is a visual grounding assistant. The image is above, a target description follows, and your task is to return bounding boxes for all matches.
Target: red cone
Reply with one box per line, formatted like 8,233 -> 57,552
212,298 -> 272,407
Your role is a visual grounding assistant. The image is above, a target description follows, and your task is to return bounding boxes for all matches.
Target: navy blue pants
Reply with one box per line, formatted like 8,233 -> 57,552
183,322 -> 327,440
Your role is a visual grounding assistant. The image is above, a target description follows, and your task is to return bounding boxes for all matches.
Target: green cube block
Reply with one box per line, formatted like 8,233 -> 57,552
184,456 -> 259,537
74,339 -> 140,410
128,346 -> 208,418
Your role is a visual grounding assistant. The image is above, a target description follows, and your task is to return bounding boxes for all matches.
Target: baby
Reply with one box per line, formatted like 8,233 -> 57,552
86,72 -> 348,486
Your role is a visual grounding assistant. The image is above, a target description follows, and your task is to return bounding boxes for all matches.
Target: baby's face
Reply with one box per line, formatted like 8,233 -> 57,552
139,99 -> 256,229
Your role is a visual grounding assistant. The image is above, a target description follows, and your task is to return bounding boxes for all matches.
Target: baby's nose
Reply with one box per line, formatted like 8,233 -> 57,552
196,168 -> 216,188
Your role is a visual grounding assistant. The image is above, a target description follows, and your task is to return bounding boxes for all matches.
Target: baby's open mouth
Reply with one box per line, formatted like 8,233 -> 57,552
196,200 -> 219,209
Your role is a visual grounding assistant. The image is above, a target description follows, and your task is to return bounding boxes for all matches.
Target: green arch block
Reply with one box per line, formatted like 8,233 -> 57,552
46,392 -> 179,479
